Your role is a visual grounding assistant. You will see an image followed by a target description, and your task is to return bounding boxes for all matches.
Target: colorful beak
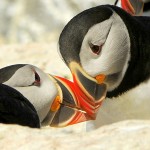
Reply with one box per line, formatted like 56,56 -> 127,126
49,76 -> 91,127
121,0 -> 144,15
47,71 -> 106,127
47,61 -> 107,127
69,62 -> 107,120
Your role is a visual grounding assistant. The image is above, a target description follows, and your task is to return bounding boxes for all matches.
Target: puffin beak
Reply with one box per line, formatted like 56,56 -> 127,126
69,62 -> 107,120
121,0 -> 144,15
47,63 -> 107,127
48,76 -> 91,127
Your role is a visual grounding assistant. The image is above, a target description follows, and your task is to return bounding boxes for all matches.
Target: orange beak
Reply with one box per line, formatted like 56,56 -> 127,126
50,76 -> 91,127
69,62 -> 107,121
121,0 -> 144,15
48,61 -> 107,127
48,70 -> 106,127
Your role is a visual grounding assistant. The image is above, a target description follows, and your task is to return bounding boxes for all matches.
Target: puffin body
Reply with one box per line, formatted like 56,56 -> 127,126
58,5 -> 150,127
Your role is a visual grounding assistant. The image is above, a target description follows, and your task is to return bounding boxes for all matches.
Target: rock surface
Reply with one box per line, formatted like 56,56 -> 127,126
0,120 -> 150,150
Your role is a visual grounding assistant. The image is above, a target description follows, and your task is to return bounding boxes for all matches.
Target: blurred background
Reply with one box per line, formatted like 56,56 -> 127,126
0,0 -> 115,44
0,0 -> 115,78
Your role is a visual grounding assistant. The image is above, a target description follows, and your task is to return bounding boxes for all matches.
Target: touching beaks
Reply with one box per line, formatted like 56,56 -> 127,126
47,69 -> 107,127
121,0 -> 144,15
48,76 -> 91,127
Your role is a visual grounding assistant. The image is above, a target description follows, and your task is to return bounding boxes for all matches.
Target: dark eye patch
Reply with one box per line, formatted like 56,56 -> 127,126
0,64 -> 26,83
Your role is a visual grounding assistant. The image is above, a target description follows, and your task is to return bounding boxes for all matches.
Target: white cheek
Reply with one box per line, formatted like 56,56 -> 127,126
80,12 -> 130,78
99,24 -> 130,74
4,66 -> 34,87
14,67 -> 58,122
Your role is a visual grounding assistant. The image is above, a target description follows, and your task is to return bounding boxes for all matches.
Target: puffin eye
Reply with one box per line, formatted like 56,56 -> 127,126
35,72 -> 40,82
33,71 -> 40,86
90,43 -> 102,55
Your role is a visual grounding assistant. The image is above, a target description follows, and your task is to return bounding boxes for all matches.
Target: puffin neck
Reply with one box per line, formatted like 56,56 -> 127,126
106,5 -> 150,98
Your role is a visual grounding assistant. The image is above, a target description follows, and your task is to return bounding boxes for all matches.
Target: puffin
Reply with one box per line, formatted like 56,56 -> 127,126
58,5 -> 150,127
0,64 -> 106,128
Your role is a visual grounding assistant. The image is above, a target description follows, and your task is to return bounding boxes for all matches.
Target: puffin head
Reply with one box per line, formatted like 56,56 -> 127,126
59,5 -> 131,98
1,64 -> 99,127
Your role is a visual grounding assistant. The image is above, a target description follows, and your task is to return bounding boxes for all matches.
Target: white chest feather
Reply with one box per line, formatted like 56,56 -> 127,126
92,79 -> 150,128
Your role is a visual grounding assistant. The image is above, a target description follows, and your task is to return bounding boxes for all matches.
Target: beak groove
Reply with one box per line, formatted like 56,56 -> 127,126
69,62 -> 107,120
48,62 -> 107,127
49,76 -> 89,127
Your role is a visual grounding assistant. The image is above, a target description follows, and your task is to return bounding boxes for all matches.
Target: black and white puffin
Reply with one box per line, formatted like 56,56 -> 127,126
58,5 -> 150,127
0,64 -> 106,128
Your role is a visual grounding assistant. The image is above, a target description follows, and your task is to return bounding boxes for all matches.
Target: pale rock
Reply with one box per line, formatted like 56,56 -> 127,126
0,120 -> 150,150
